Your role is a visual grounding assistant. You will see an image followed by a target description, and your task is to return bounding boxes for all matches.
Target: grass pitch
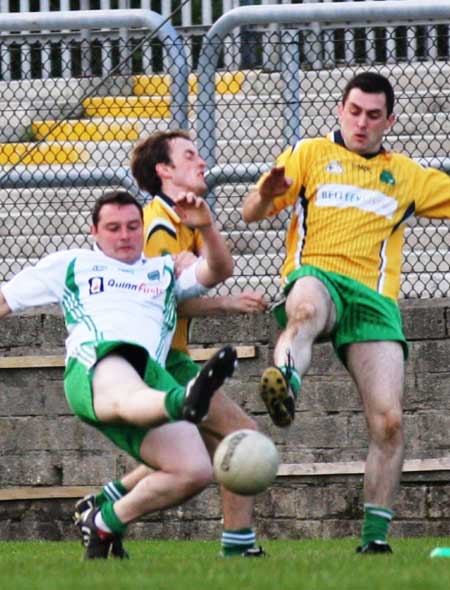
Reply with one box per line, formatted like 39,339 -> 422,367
2,538 -> 450,590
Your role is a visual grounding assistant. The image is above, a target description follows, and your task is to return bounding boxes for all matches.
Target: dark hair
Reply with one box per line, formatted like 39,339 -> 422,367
130,129 -> 192,196
342,72 -> 395,117
92,190 -> 143,227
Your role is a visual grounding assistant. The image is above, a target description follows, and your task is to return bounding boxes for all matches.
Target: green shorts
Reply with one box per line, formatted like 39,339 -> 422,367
64,341 -> 187,464
273,265 -> 408,365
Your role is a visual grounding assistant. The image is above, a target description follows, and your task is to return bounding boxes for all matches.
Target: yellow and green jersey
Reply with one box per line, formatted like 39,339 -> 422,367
260,130 -> 450,300
143,194 -> 204,352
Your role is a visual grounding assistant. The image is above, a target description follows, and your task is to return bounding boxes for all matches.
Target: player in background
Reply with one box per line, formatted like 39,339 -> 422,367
243,72 -> 450,554
1,189 -> 238,560
74,131 -> 268,558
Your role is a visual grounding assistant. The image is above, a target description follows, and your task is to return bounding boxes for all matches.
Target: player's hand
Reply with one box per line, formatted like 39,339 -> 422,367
173,192 -> 213,229
173,251 -> 198,277
224,291 -> 268,314
260,166 -> 293,201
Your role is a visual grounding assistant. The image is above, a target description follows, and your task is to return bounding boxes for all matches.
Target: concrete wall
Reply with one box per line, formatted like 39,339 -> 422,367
1,299 -> 450,541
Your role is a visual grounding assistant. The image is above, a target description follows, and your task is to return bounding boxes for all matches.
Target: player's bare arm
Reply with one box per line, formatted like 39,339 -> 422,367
242,166 -> 293,223
173,251 -> 198,277
174,192 -> 233,287
178,291 -> 268,318
0,289 -> 11,319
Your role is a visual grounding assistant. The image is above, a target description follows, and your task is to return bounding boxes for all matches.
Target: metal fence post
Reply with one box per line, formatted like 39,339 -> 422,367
281,29 -> 301,147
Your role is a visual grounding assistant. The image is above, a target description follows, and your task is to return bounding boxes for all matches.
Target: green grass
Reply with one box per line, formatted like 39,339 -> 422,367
2,538 -> 450,590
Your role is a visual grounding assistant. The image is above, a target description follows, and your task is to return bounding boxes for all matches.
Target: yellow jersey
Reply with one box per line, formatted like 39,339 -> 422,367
260,130 -> 450,301
143,194 -> 204,352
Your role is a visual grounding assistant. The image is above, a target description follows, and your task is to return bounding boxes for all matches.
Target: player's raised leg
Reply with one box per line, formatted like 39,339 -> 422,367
92,346 -> 237,427
260,276 -> 336,427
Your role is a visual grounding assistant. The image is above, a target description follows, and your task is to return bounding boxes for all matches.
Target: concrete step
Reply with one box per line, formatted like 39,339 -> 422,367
241,62 -> 450,96
82,96 -> 171,119
400,271 -> 450,299
32,119 -> 141,142
216,208 -> 290,232
0,209 -> 91,237
226,229 -> 286,255
0,235 -> 90,260
0,186 -> 104,207
0,142 -> 89,166
133,71 -> 245,97
402,248 -> 450,273
212,274 -> 281,300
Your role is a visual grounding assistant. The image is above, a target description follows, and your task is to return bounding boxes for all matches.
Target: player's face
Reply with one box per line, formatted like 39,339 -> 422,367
338,88 -> 395,155
163,137 -> 207,196
91,203 -> 144,264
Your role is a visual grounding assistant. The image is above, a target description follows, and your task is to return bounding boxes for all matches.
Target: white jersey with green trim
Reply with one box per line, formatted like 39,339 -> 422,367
2,248 -> 208,367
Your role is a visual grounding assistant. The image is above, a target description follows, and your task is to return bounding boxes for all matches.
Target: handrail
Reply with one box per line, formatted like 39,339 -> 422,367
0,9 -> 189,130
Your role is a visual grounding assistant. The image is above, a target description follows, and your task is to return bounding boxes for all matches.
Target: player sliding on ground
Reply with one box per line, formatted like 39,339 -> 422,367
0,189 -> 237,559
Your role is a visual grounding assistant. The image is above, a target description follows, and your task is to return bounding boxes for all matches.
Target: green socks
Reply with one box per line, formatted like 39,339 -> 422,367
101,501 -> 127,536
164,386 -> 186,421
279,364 -> 302,397
362,504 -> 393,546
95,480 -> 128,508
221,528 -> 256,557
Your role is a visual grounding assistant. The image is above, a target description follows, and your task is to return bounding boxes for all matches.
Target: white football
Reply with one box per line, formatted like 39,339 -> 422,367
213,429 -> 280,495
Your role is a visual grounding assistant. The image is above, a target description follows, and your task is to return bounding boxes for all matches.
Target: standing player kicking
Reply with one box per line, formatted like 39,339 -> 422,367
243,72 -> 450,553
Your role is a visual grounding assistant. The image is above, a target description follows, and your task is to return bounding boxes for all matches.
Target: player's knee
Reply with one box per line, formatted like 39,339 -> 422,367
374,409 -> 403,445
181,461 -> 214,495
287,301 -> 318,330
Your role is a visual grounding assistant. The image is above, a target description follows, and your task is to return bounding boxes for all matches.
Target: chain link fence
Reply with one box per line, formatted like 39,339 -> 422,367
1,17 -> 450,300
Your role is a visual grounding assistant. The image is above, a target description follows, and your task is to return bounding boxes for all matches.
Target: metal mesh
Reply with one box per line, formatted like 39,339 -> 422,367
1,22 -> 450,301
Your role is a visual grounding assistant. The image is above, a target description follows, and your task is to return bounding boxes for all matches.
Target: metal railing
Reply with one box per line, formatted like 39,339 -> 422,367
2,0 -> 450,79
0,0 -> 235,78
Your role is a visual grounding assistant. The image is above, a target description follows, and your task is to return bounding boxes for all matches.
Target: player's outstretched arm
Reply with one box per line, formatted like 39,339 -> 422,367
242,166 -> 292,223
177,290 -> 268,318
0,289 -> 12,319
173,192 -> 233,287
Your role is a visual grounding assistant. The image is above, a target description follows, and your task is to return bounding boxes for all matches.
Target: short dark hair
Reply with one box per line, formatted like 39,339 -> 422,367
130,129 -> 192,196
92,190 -> 143,227
342,72 -> 395,117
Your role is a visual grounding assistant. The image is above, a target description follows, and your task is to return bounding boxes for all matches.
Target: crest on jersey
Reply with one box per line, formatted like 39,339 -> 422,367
147,270 -> 161,281
88,276 -> 104,295
325,160 -> 343,174
380,170 -> 396,185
